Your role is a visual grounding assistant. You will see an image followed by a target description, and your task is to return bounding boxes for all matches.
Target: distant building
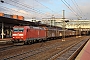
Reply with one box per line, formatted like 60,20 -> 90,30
42,16 -> 69,27
25,17 -> 90,29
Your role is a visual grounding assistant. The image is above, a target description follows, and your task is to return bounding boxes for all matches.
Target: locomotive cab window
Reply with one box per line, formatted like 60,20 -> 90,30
19,28 -> 24,32
13,28 -> 18,32
13,28 -> 24,32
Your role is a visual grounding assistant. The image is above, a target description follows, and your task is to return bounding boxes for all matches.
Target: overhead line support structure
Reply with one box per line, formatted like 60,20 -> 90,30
62,10 -> 66,41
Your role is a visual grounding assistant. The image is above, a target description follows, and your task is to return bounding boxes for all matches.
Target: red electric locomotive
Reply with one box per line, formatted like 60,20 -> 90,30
12,26 -> 46,44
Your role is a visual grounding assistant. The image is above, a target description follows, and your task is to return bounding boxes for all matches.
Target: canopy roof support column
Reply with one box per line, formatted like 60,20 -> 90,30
1,22 -> 4,39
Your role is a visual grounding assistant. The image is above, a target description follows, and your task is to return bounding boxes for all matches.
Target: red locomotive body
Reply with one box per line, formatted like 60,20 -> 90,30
12,26 -> 46,44
12,26 -> 28,42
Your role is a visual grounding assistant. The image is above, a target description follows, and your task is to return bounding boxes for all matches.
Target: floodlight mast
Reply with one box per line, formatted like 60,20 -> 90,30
62,10 -> 66,41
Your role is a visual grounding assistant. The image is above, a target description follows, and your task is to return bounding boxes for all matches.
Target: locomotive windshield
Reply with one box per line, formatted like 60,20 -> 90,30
13,28 -> 24,32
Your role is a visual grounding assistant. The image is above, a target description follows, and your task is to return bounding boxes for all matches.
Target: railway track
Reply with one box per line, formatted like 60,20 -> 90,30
0,45 -> 15,52
2,41 -> 65,60
33,37 -> 89,60
0,44 -> 25,52
49,38 -> 89,60
1,36 -> 89,60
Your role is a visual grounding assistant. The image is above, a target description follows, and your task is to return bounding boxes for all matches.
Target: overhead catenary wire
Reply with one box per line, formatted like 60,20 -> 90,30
13,0 -> 52,18
0,2 -> 35,16
60,0 -> 82,19
72,0 -> 87,19
2,0 -> 52,18
13,0 -> 61,17
71,0 -> 81,18
34,0 -> 54,13
10,0 -> 41,13
0,1 -> 33,18
4,0 -> 62,17
0,5 -> 32,18
34,0 -> 62,17
12,1 -> 48,18
13,0 -> 60,17
0,1 -> 51,19
11,0 -> 43,17
4,0 -> 41,14
63,0 -> 81,18
1,0 -> 62,19
34,0 -> 54,19
64,0 -> 88,20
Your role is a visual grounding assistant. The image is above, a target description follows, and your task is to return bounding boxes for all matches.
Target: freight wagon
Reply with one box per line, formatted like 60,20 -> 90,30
12,26 -> 77,44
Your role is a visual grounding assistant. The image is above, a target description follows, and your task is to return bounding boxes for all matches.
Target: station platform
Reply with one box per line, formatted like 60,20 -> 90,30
0,38 -> 12,44
75,39 -> 90,60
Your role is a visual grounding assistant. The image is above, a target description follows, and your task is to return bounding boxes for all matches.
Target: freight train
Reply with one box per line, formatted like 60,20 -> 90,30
12,26 -> 79,44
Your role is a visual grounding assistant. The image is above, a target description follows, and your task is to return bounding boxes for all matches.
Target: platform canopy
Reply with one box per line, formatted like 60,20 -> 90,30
0,16 -> 36,26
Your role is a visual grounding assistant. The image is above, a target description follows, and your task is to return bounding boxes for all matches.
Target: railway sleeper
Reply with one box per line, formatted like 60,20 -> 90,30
48,38 -> 89,60
58,38 -> 89,60
57,57 -> 67,60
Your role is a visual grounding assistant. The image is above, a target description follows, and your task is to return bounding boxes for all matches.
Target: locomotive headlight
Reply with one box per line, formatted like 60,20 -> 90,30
21,37 -> 23,38
12,34 -> 17,36
19,34 -> 23,36
13,37 -> 15,38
